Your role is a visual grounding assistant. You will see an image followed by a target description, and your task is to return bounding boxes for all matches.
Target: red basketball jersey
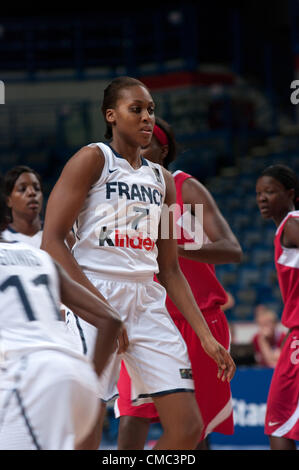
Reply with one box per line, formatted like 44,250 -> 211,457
165,171 -> 228,320
274,210 -> 299,329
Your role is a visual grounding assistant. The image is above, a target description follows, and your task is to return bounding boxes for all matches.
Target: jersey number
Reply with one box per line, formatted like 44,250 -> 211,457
131,206 -> 149,230
0,274 -> 61,321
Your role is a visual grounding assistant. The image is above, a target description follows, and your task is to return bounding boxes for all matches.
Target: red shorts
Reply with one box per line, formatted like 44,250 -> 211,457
264,327 -> 299,440
115,307 -> 234,440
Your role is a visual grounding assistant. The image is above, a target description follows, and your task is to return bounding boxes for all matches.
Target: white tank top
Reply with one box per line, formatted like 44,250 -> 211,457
72,143 -> 166,279
2,227 -> 43,248
0,241 -> 88,361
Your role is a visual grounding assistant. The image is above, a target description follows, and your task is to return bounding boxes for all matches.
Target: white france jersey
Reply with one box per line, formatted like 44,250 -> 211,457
0,241 -> 88,361
2,227 -> 43,248
72,143 -> 166,278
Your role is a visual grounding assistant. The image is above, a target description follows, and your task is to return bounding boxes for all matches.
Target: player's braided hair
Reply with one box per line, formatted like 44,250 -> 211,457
260,164 -> 299,210
101,76 -> 150,140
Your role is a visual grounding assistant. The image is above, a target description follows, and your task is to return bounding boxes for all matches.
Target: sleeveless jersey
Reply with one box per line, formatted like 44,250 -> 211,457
0,241 -> 88,361
274,210 -> 299,329
165,171 -> 227,319
72,143 -> 166,278
2,227 -> 43,248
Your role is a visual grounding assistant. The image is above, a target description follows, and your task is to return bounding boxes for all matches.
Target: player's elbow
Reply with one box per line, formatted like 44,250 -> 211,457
156,262 -> 181,288
225,239 -> 243,263
230,243 -> 242,263
233,243 -> 243,263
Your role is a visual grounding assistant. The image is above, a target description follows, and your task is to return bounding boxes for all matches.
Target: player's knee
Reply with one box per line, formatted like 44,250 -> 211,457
118,416 -> 150,450
183,414 -> 203,445
168,413 -> 202,448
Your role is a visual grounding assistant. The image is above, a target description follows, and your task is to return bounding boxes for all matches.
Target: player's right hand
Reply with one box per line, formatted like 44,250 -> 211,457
116,326 -> 129,354
201,336 -> 236,382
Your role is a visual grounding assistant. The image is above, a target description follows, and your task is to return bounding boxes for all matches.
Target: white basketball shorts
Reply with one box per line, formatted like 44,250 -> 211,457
69,273 -> 194,405
0,349 -> 100,450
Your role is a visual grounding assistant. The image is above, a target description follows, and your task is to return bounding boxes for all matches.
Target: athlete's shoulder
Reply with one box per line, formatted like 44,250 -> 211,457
60,143 -> 106,188
282,213 -> 299,248
277,210 -> 299,235
1,228 -> 14,240
0,240 -> 51,265
9,240 -> 48,258
172,169 -> 193,180
76,143 -> 105,162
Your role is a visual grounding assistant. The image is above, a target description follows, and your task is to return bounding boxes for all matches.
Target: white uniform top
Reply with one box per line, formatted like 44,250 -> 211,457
72,143 -> 166,279
2,227 -> 43,248
0,241 -> 88,362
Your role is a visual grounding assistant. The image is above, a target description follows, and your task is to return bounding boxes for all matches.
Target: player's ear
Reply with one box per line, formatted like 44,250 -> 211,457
288,187 -> 295,203
161,144 -> 169,161
106,109 -> 116,126
6,196 -> 12,209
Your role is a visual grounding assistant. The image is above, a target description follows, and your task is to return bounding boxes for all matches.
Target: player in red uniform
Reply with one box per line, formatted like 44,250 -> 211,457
256,164 -> 299,450
115,117 -> 242,449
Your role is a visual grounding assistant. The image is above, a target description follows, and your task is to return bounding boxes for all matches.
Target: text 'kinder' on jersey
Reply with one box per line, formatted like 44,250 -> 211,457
72,142 -> 166,278
98,228 -> 155,252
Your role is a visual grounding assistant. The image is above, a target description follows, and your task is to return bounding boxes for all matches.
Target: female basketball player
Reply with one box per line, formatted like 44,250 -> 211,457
256,164 -> 299,450
0,177 -> 122,450
3,166 -> 44,247
115,117 -> 242,450
41,76 -> 236,450
3,165 -> 75,250
3,165 -> 81,338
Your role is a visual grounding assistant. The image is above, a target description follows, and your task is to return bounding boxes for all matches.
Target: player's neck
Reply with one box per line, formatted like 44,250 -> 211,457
110,139 -> 142,169
9,216 -> 42,236
273,205 -> 295,227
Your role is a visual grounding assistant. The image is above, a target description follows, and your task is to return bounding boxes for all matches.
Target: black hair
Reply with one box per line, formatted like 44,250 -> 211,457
4,165 -> 43,197
154,116 -> 178,169
0,175 -> 9,232
259,164 -> 299,209
101,76 -> 150,140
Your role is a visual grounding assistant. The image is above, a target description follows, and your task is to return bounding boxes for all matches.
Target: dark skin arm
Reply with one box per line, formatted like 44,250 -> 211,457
55,260 -> 122,377
65,230 -> 76,251
281,217 -> 299,248
178,177 -> 242,264
278,216 -> 299,343
156,169 -> 236,382
41,145 -> 129,353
